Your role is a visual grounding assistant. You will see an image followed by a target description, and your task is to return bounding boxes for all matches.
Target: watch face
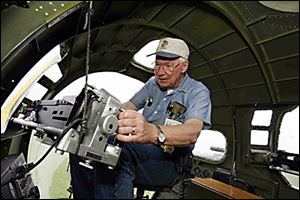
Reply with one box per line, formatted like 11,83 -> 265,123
158,132 -> 165,143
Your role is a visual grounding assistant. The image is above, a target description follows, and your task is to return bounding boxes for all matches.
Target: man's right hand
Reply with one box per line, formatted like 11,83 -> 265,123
117,110 -> 157,144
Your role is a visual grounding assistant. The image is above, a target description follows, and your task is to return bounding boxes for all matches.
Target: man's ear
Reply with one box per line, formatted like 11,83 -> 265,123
181,60 -> 189,73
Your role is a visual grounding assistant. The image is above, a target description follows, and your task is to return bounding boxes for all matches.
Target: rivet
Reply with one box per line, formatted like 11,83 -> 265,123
53,8 -> 57,12
49,2 -> 53,5
39,6 -> 43,9
35,8 -> 39,11
61,3 -> 64,7
45,12 -> 49,16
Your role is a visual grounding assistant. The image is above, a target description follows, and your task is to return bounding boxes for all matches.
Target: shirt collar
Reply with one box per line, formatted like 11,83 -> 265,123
153,74 -> 191,94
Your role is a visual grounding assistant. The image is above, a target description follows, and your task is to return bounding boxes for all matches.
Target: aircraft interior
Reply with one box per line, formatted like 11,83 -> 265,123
1,1 -> 299,199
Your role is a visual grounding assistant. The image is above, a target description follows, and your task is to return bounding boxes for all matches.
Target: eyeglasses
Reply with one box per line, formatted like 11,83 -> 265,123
154,63 -> 181,73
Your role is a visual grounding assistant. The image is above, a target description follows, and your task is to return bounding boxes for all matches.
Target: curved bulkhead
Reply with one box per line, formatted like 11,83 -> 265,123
1,1 -> 298,199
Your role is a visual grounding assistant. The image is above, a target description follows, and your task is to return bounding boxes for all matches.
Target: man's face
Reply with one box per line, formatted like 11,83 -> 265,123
154,58 -> 188,89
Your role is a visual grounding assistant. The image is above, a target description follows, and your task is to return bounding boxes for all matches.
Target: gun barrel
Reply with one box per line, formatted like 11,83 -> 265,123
11,117 -> 63,136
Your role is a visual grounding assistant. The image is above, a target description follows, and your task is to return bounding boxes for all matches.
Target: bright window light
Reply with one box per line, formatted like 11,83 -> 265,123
54,72 -> 144,102
44,64 -> 63,83
133,40 -> 159,69
281,172 -> 299,190
251,110 -> 273,126
25,83 -> 48,100
192,130 -> 227,162
251,130 -> 269,145
278,106 -> 299,154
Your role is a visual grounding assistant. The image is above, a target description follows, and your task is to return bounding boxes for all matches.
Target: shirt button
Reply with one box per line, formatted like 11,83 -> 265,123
163,98 -> 166,101
154,111 -> 158,114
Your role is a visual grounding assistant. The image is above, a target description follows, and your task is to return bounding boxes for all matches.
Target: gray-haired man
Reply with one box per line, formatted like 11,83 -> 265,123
70,37 -> 212,199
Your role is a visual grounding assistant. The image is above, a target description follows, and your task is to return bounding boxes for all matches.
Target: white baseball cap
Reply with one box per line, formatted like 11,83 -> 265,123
147,37 -> 190,59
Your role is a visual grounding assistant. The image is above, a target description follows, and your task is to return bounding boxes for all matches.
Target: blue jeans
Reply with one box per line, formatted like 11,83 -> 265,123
69,142 -> 181,199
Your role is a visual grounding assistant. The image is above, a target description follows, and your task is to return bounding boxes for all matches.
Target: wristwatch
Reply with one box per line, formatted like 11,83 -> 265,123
155,124 -> 165,145
154,124 -> 174,153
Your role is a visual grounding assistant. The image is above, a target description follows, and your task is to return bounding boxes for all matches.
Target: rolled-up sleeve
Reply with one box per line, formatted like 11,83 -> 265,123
185,88 -> 212,129
130,78 -> 153,110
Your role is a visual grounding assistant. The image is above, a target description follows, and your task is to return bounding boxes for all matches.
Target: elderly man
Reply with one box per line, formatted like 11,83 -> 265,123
70,37 -> 212,199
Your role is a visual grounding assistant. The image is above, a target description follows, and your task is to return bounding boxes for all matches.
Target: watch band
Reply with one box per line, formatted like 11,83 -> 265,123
154,124 -> 174,154
154,124 -> 164,145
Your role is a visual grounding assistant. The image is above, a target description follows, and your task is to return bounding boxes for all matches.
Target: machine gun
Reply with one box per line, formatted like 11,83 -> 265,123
10,85 -> 122,169
267,150 -> 299,175
1,85 -> 123,198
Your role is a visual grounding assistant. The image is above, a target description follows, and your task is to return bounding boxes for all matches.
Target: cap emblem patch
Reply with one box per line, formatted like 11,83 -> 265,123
160,40 -> 168,49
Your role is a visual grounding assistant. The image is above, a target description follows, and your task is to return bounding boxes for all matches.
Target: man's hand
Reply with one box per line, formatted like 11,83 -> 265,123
117,110 -> 157,143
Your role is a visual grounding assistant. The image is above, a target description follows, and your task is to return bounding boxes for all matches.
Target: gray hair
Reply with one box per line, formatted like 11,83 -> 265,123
179,57 -> 187,64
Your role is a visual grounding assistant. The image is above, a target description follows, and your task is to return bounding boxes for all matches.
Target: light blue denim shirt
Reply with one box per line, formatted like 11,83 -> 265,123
130,74 -> 212,129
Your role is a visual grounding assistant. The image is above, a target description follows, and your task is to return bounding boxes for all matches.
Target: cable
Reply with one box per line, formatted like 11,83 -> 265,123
82,1 -> 93,124
233,178 -> 255,193
1,118 -> 82,187
75,1 -> 93,156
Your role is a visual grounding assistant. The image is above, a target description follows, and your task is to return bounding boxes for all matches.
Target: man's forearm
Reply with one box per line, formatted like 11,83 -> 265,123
154,119 -> 203,147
